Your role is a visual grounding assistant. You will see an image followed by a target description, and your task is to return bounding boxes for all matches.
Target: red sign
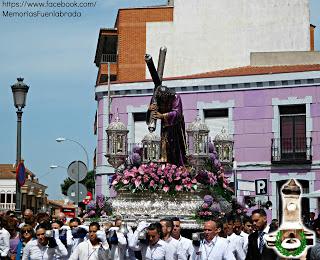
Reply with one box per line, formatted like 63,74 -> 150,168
82,191 -> 93,205
61,207 -> 75,218
16,162 -> 26,187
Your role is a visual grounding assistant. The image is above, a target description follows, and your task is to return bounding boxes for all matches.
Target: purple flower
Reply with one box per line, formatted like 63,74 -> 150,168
131,153 -> 142,166
96,194 -> 105,209
132,145 -> 142,155
213,159 -> 221,168
208,142 -> 216,153
203,195 -> 214,205
88,210 -> 96,217
210,202 -> 221,212
209,152 -> 217,162
87,201 -> 96,211
196,171 -> 210,184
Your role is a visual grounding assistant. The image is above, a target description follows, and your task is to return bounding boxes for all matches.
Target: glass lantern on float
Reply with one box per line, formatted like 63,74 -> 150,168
214,126 -> 233,166
106,114 -> 129,168
186,116 -> 210,168
142,132 -> 161,163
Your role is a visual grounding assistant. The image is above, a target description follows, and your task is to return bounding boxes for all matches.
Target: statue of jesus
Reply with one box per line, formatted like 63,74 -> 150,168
147,85 -> 187,166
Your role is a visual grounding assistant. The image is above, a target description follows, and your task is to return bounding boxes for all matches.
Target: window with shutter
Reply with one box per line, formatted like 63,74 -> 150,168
279,105 -> 306,160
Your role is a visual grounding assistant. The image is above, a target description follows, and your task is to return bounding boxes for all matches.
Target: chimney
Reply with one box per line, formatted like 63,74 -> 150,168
167,0 -> 174,6
310,24 -> 316,51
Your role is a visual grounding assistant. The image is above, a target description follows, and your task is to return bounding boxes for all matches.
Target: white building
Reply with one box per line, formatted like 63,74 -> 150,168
0,164 -> 47,212
147,0 -> 311,77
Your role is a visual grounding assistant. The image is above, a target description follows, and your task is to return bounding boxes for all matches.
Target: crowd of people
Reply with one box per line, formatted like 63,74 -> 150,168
0,208 -> 319,259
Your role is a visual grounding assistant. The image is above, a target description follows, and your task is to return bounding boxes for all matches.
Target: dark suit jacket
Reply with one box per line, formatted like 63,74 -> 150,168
245,231 -> 278,260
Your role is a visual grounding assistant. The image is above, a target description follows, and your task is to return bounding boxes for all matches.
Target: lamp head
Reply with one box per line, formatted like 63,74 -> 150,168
56,137 -> 66,142
11,78 -> 29,110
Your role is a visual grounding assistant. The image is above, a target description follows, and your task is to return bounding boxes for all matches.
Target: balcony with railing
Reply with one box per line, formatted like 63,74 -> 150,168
0,203 -> 15,211
101,54 -> 117,63
271,137 -> 312,164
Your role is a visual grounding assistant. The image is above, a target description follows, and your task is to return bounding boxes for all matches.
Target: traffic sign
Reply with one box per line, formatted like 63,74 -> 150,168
255,179 -> 268,195
16,162 -> 26,187
67,183 -> 87,203
67,161 -> 87,182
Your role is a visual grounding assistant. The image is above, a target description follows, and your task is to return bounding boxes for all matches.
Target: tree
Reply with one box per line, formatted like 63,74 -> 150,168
60,170 -> 95,196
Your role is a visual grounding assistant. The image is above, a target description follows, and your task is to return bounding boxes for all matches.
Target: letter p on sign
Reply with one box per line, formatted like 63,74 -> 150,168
255,179 -> 268,195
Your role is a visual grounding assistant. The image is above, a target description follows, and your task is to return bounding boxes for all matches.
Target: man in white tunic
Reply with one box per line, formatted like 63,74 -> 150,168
159,218 -> 181,259
67,217 -> 88,256
171,217 -> 193,260
192,220 -> 235,260
239,216 -> 252,255
224,217 -> 246,260
69,222 -> 110,260
128,222 -> 170,260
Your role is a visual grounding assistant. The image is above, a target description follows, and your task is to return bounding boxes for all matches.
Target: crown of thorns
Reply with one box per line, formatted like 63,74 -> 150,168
155,86 -> 175,98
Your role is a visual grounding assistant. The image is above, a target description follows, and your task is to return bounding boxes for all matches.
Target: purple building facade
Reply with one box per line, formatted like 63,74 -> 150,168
92,1 -> 320,221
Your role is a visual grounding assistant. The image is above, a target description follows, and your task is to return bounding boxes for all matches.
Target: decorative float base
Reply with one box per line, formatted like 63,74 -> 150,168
105,189 -> 232,229
112,190 -> 206,219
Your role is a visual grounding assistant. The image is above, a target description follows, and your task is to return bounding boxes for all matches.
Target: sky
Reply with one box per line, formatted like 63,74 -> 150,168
0,0 -> 319,200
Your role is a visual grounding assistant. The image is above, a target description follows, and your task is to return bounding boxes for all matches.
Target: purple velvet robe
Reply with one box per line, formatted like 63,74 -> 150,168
147,93 -> 187,166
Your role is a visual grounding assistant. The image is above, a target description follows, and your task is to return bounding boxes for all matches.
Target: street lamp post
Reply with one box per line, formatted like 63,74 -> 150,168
11,78 -> 29,215
55,137 -> 89,170
55,137 -> 91,203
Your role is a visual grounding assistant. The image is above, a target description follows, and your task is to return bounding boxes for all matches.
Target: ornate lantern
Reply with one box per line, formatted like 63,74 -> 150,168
27,186 -> 35,196
106,114 -> 129,168
214,126 -> 233,165
186,117 -> 210,167
36,189 -> 43,198
142,132 -> 161,163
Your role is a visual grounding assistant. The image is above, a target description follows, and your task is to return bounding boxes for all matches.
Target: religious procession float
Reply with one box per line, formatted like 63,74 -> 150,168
85,47 -> 246,229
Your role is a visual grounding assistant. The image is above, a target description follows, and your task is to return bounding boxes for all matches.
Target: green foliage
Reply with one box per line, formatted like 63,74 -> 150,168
60,170 -> 95,196
82,170 -> 95,192
61,178 -> 74,196
210,183 -> 233,202
275,230 -> 307,257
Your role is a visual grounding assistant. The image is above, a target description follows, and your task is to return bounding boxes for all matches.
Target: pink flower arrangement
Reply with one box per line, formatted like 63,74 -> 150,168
112,163 -> 218,194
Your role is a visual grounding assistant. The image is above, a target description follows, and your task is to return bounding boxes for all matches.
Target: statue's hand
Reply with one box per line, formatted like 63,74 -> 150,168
152,111 -> 163,119
149,103 -> 158,111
